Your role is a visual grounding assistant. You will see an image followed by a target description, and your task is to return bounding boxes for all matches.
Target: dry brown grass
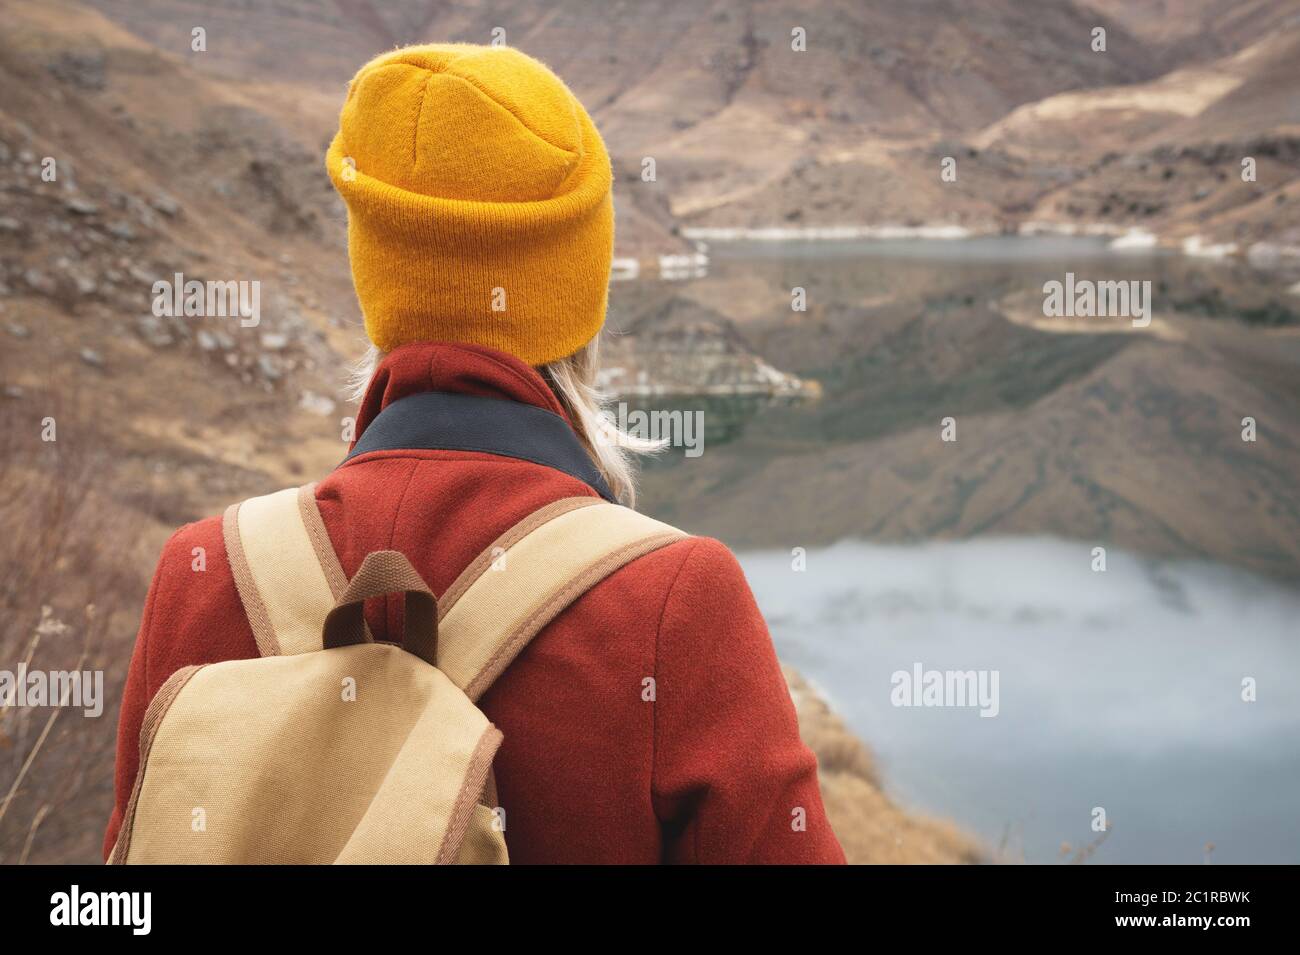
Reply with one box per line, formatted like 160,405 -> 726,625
784,666 -> 985,864
0,385 -> 148,863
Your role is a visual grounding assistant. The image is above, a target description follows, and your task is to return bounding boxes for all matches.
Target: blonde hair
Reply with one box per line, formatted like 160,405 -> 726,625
346,338 -> 662,506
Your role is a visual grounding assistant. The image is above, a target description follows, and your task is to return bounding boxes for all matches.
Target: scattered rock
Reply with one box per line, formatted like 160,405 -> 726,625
6,322 -> 30,338
150,194 -> 180,217
0,216 -> 22,233
256,354 -> 283,381
260,332 -> 289,351
22,269 -> 56,295
135,315 -> 174,348
47,51 -> 107,91
65,198 -> 99,216
123,196 -> 158,229
3,384 -> 24,400
298,390 -> 337,416
79,348 -> 104,368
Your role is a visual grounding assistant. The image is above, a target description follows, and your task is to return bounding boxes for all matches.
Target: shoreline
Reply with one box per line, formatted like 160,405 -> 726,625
782,665 -> 985,864
666,223 -> 1300,273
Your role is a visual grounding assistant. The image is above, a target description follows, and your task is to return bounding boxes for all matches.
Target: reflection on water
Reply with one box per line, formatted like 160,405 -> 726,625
620,236 -> 1300,862
709,235 -> 1298,326
740,536 -> 1300,864
623,237 -> 1299,467
712,234 -> 1141,262
625,237 -> 1300,574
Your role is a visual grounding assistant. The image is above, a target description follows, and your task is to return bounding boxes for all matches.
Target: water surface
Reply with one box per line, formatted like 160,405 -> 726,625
741,536 -> 1300,864
619,235 -> 1300,862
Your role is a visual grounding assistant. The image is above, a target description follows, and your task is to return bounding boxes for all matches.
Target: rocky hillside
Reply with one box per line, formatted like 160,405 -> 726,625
0,1 -> 369,862
0,0 -> 362,515
972,27 -> 1300,249
76,0 -> 1300,250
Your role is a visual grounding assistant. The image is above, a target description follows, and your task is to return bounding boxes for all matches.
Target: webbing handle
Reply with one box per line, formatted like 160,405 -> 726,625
322,550 -> 438,666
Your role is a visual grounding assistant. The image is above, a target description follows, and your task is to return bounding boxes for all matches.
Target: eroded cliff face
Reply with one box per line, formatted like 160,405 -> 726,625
600,296 -> 817,399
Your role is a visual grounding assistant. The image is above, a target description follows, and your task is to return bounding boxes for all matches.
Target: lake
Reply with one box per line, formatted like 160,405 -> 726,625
617,235 -> 1300,863
742,536 -> 1300,864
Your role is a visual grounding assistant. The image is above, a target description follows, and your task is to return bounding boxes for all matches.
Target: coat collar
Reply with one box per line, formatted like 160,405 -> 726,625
351,342 -> 570,452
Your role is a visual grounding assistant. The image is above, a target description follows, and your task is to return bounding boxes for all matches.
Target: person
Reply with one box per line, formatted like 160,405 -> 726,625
105,43 -> 845,865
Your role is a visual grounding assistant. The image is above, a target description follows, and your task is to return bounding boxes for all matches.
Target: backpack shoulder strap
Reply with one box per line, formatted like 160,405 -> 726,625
224,486 -> 686,685
222,483 -> 348,657
436,497 -> 688,701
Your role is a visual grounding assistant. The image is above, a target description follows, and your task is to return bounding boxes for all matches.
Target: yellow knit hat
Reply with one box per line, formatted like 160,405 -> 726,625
326,44 -> 614,366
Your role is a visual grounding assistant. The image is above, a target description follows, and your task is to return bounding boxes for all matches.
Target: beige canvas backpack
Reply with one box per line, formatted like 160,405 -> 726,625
108,484 -> 685,864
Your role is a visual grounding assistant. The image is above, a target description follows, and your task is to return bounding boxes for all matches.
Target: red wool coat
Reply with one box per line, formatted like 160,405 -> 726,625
105,342 -> 846,864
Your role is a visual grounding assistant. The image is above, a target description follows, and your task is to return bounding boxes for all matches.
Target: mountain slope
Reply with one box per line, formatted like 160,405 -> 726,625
75,0 -> 1300,245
